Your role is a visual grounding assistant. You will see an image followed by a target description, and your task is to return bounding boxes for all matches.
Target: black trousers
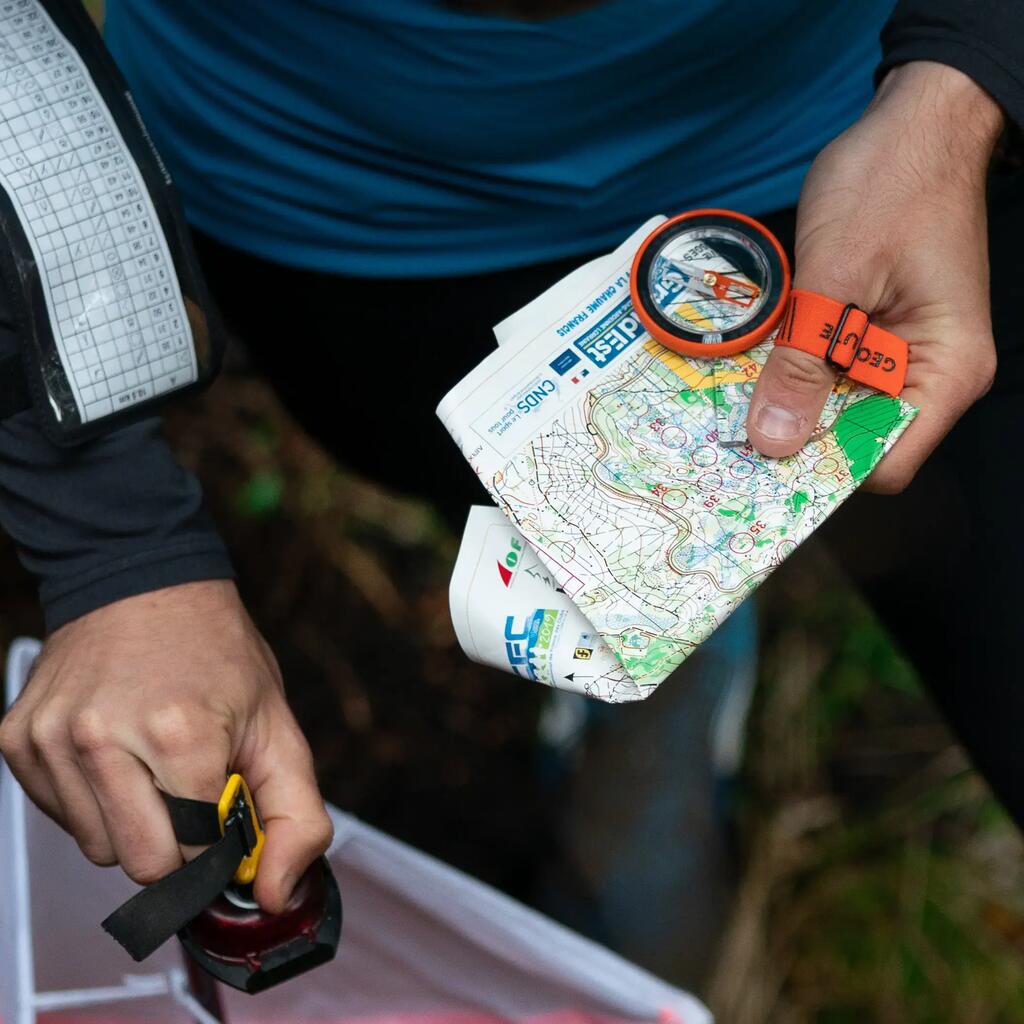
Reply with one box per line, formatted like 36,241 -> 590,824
192,171 -> 1024,827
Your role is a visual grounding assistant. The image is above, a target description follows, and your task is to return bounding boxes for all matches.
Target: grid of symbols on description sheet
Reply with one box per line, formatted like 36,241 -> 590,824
0,0 -> 195,422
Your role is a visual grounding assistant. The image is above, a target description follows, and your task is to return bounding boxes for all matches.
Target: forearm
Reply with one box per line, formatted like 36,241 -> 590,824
0,312 -> 232,632
0,410 -> 233,632
869,62 -> 1003,165
879,0 -> 1024,131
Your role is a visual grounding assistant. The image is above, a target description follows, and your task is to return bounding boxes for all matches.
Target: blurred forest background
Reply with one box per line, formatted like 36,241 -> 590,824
1,3 -> 1021,1021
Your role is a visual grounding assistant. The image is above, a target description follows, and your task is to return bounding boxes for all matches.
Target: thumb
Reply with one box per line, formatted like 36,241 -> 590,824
746,344 -> 836,457
242,704 -> 333,914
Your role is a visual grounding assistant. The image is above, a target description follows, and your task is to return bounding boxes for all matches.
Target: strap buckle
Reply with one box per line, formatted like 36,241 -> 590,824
217,773 -> 266,885
824,302 -> 867,371
780,288 -> 908,397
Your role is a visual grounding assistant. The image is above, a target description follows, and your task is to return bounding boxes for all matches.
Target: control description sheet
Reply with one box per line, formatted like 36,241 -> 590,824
0,0 -> 195,423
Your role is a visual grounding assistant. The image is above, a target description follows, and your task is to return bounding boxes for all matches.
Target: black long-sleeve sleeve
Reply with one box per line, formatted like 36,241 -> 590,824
0,309 -> 233,633
0,3 -> 236,636
879,1 -> 1024,130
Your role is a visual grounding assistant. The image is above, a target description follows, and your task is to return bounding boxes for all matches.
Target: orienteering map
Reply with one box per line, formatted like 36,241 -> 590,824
439,220 -> 916,699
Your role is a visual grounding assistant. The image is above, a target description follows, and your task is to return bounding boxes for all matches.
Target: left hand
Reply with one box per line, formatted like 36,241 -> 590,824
746,61 -> 1004,493
0,580 -> 332,914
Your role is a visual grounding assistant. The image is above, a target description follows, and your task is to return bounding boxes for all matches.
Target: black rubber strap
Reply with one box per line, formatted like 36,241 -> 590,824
101,793 -> 248,962
163,793 -> 224,845
0,350 -> 30,420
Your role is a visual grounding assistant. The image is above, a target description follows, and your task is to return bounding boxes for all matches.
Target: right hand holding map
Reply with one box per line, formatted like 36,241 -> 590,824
439,217 -> 916,702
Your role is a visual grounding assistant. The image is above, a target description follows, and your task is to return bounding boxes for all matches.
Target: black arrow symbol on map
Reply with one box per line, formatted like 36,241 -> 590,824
564,673 -> 594,683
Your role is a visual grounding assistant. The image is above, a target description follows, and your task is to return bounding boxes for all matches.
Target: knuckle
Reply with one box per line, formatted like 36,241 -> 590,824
308,812 -> 334,856
28,709 -> 66,754
80,840 -> 117,868
771,350 -> 834,395
0,714 -> 26,760
145,704 -> 195,758
124,853 -> 177,886
69,707 -> 111,756
188,764 -> 233,803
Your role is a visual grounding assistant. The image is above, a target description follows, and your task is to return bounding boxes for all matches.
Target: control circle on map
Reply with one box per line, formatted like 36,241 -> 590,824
630,209 -> 790,358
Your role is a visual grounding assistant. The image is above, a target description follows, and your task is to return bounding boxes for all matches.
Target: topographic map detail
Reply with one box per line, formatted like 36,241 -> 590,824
492,339 -> 915,696
439,218 -> 916,701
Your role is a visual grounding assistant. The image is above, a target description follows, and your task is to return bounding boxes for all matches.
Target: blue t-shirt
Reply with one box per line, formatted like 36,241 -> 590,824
105,0 -> 893,277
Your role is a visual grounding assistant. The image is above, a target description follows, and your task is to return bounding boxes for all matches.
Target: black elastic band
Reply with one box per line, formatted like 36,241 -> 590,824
163,792 -> 224,846
101,793 -> 248,962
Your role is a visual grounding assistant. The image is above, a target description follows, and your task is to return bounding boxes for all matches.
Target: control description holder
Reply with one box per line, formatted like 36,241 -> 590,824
0,0 -> 221,445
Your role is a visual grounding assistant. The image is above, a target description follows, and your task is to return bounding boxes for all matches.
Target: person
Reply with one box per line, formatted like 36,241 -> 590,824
0,0 -> 1021,914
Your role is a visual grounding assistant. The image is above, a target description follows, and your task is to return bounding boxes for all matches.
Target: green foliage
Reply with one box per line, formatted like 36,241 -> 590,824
235,469 -> 284,519
714,551 -> 1024,1023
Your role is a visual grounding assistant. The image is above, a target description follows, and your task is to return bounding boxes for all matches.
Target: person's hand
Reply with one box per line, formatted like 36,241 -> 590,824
746,61 -> 1004,492
0,579 -> 332,913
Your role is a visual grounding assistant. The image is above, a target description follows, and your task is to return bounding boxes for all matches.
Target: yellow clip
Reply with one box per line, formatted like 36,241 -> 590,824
217,773 -> 266,886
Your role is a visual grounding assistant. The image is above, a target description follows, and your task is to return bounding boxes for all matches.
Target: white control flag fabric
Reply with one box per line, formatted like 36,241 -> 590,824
0,637 -> 710,1024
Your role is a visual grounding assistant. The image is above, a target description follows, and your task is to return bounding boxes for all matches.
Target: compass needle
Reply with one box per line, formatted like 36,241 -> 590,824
632,209 -> 790,357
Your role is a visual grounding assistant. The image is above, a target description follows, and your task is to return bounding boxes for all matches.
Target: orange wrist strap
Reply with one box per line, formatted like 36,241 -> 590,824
775,289 -> 908,397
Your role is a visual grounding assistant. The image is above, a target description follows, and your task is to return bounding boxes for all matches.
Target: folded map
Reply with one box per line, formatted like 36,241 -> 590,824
439,220 -> 916,701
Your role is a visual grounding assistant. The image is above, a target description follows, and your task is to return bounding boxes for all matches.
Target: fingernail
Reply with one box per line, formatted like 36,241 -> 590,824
754,403 -> 804,441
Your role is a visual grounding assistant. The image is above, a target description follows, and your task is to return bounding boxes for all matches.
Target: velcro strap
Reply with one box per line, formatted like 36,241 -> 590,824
775,289 -> 908,396
101,792 -> 247,963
